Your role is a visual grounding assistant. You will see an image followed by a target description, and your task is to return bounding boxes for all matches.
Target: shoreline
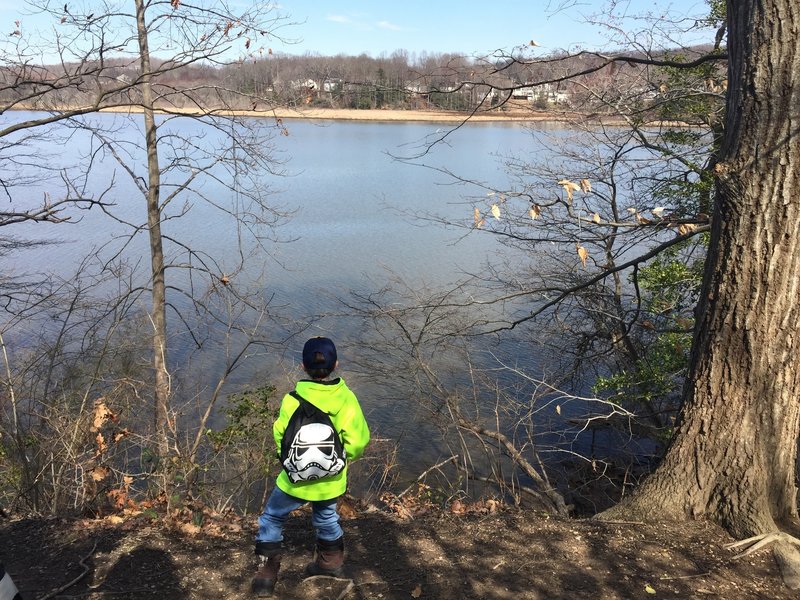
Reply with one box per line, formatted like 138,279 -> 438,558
29,103 -> 582,124
257,106 -> 563,123
13,103 -> 680,127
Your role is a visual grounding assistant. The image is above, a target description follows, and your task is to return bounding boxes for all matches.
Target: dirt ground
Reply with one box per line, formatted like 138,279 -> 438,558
2,498 -> 796,600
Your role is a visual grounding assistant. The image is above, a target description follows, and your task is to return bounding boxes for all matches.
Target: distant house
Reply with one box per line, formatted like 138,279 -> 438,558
290,78 -> 317,90
322,79 -> 342,93
512,83 -> 569,104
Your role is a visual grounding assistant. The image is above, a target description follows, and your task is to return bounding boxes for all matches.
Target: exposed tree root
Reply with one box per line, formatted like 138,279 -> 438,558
725,532 -> 800,558
299,574 -> 356,600
39,540 -> 97,600
726,532 -> 800,590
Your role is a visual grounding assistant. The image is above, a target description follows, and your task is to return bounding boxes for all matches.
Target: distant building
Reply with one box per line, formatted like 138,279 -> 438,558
512,83 -> 569,104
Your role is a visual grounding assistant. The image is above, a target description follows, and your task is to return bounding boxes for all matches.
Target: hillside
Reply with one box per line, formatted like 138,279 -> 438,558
1,503 -> 792,599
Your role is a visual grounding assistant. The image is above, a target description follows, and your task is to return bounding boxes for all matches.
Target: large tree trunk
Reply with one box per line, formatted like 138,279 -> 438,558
135,0 -> 170,456
601,0 -> 800,539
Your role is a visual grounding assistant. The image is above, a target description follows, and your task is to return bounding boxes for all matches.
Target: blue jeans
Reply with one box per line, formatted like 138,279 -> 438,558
256,486 -> 342,544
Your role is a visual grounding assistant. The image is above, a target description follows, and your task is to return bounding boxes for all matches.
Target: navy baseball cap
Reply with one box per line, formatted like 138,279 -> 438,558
302,337 -> 337,371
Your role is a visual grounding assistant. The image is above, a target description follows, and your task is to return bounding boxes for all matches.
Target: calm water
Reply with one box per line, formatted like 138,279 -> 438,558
3,112 -> 588,488
6,114 -> 537,298
4,113 -> 538,340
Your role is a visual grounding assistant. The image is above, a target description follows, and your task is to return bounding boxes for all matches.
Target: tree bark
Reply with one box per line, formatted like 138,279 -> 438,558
601,0 -> 800,539
135,0 -> 170,456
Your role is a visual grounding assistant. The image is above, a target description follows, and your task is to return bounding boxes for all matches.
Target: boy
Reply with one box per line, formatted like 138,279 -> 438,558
252,336 -> 370,596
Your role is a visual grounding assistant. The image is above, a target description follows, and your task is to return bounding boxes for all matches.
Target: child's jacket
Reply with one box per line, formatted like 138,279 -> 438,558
273,377 -> 370,501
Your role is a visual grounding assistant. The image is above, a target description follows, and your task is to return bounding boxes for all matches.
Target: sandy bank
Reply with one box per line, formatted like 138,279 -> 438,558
16,102 -> 636,125
259,106 -> 560,123
88,104 -> 573,123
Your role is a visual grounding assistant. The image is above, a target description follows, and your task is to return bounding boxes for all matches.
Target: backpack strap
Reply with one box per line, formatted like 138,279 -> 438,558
289,390 -> 333,417
288,391 -> 343,440
289,390 -> 306,404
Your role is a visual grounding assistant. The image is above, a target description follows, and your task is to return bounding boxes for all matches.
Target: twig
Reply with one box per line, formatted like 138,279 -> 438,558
335,580 -> 355,600
50,590 -> 156,598
659,572 -> 711,581
39,540 -> 97,600
396,455 -> 459,499
591,519 -> 647,526
300,574 -> 356,600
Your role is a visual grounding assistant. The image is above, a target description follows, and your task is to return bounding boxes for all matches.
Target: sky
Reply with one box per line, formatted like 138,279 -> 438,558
269,0 -> 717,58
0,0 -> 718,63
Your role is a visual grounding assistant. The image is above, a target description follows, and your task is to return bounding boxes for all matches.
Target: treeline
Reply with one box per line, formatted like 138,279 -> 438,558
0,47 -> 725,115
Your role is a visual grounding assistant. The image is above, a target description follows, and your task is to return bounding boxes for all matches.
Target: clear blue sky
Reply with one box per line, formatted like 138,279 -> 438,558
0,0 -> 717,62
273,0 -> 717,57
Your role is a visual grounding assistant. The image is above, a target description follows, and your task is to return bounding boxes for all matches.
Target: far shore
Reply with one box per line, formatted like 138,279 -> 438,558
61,103 -> 582,123
253,105 -> 568,123
13,103 -> 676,126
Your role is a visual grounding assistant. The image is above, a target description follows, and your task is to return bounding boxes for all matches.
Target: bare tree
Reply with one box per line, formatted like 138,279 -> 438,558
0,1 -> 297,511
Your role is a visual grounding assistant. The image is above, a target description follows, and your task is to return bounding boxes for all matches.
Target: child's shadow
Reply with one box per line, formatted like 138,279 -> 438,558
99,546 -> 185,598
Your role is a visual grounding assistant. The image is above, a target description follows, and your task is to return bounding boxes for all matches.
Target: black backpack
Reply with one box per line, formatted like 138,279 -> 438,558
280,391 -> 346,483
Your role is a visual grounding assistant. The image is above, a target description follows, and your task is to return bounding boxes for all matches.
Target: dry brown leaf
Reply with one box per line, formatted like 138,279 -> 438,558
577,245 -> 589,268
636,214 -> 652,225
580,178 -> 592,193
91,465 -> 109,481
473,207 -> 484,228
107,489 -> 127,510
652,206 -> 665,218
95,433 -> 108,455
449,499 -> 466,514
491,204 -> 501,219
180,522 -> 202,536
592,213 -> 601,224
92,398 -> 114,431
411,584 -> 423,598
529,205 -> 541,220
558,179 -> 581,202
338,495 -> 358,519
113,429 -> 130,443
678,223 -> 698,235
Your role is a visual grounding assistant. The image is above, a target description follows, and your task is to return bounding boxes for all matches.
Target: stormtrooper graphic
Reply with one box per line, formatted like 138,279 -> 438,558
283,422 -> 346,483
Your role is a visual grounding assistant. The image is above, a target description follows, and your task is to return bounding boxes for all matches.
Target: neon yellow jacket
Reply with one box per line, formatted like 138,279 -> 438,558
273,377 -> 370,501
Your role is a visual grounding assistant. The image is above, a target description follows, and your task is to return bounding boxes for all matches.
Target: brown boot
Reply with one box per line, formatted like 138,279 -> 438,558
305,536 -> 345,577
252,542 -> 282,596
